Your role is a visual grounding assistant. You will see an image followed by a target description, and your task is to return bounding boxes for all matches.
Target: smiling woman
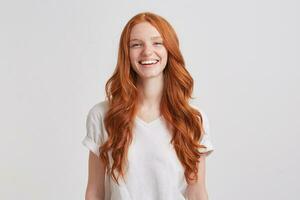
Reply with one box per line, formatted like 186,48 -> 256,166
82,12 -> 214,200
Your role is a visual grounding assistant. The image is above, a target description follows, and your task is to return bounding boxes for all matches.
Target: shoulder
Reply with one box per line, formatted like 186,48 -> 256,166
87,100 -> 109,119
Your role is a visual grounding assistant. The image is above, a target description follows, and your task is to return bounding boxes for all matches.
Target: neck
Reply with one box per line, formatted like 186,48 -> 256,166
137,74 -> 164,108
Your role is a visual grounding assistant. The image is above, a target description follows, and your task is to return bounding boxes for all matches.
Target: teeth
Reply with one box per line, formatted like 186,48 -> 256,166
140,60 -> 158,65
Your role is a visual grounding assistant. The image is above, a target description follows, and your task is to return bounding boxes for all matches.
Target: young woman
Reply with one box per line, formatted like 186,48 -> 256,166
82,12 -> 214,200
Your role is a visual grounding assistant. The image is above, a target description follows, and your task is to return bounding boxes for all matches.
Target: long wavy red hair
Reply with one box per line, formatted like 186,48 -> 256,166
100,12 -> 207,184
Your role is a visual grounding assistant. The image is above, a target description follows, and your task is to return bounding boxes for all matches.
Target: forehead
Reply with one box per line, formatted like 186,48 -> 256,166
130,22 -> 162,40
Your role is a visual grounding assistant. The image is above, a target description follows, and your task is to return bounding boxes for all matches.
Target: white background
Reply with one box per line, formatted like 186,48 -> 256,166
0,0 -> 299,199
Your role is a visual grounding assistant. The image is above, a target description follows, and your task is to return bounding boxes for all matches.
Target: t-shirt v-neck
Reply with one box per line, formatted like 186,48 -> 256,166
125,114 -> 186,200
135,115 -> 163,127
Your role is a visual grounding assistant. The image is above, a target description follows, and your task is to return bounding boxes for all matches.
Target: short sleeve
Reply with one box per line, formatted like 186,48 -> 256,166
198,109 -> 215,157
82,106 -> 105,157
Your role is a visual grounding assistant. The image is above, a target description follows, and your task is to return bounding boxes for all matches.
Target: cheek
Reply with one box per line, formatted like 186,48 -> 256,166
129,51 -> 136,65
129,52 -> 139,73
160,49 -> 168,64
130,50 -> 141,63
160,48 -> 168,59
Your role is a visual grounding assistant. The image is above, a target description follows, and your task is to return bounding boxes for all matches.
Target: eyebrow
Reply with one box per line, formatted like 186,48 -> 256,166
129,36 -> 163,42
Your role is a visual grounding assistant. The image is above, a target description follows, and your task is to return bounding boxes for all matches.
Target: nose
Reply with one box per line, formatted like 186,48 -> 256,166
141,43 -> 154,56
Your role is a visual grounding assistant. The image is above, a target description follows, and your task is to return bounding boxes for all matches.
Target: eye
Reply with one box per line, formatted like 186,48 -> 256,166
130,43 -> 142,48
153,42 -> 163,46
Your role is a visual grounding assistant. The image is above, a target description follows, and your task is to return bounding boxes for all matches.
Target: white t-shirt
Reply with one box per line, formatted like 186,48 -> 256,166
82,100 -> 214,200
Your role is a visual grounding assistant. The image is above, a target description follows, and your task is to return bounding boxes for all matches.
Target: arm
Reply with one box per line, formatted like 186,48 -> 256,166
185,154 -> 209,200
85,151 -> 106,200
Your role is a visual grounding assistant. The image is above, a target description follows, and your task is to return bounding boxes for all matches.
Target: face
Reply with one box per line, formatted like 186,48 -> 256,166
129,22 -> 168,80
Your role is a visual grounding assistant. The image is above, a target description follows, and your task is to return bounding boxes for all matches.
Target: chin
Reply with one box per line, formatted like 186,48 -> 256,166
140,71 -> 164,79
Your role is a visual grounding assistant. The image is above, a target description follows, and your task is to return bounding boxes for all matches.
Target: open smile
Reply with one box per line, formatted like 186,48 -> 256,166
138,59 -> 159,67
